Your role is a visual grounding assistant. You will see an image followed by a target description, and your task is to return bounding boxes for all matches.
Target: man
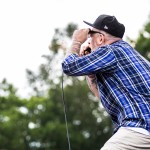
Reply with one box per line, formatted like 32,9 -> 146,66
62,14 -> 150,149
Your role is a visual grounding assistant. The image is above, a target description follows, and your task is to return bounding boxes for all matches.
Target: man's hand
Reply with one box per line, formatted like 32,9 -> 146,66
72,28 -> 89,43
80,45 -> 91,56
66,28 -> 90,56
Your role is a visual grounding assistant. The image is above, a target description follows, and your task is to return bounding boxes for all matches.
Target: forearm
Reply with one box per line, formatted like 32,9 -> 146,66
65,41 -> 82,57
65,29 -> 89,57
86,75 -> 99,98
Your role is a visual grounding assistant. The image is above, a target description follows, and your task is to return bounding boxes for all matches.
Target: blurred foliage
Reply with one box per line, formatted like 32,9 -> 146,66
49,23 -> 77,54
25,22 -> 112,149
0,75 -> 112,150
0,16 -> 149,149
127,16 -> 150,61
0,79 -> 29,149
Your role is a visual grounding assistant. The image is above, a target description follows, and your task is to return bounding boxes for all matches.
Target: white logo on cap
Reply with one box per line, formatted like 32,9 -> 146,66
104,25 -> 108,29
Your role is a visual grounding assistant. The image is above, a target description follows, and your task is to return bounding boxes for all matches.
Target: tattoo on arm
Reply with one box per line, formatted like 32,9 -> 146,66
86,76 -> 98,91
66,41 -> 82,56
86,76 -> 99,98
90,78 -> 98,90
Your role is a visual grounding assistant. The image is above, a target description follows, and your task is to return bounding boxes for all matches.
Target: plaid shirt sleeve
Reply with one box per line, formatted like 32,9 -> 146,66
62,45 -> 118,76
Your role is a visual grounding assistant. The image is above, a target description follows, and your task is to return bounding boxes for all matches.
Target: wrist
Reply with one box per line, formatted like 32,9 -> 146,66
72,40 -> 82,44
66,40 -> 82,56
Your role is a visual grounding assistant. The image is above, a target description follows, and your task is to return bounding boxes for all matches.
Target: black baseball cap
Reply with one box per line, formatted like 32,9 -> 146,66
83,14 -> 125,38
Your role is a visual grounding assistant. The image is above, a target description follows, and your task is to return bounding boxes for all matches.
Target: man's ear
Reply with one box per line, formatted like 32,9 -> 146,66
97,34 -> 104,45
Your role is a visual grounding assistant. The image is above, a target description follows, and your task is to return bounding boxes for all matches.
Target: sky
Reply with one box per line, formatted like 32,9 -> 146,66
0,0 -> 150,98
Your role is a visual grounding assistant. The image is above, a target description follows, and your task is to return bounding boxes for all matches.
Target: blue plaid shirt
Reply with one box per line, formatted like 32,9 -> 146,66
62,40 -> 150,133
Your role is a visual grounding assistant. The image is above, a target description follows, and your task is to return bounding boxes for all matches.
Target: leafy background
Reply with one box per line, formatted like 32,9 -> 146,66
0,14 -> 150,150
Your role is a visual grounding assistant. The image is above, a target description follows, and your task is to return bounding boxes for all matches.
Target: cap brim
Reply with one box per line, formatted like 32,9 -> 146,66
83,20 -> 94,28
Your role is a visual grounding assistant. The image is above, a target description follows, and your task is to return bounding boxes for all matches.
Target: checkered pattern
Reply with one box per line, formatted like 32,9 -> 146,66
62,40 -> 150,133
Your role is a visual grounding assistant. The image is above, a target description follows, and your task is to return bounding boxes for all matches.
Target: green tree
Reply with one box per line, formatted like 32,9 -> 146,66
128,16 -> 150,61
25,23 -> 112,149
0,79 -> 30,149
1,17 -> 149,149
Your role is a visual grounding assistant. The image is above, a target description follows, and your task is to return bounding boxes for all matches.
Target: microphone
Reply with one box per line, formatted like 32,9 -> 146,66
83,47 -> 91,55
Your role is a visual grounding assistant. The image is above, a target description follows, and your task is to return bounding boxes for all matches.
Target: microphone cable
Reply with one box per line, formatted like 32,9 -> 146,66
61,72 -> 71,150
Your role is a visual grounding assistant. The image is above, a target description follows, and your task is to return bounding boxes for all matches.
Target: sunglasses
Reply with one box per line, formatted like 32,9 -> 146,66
88,29 -> 104,35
